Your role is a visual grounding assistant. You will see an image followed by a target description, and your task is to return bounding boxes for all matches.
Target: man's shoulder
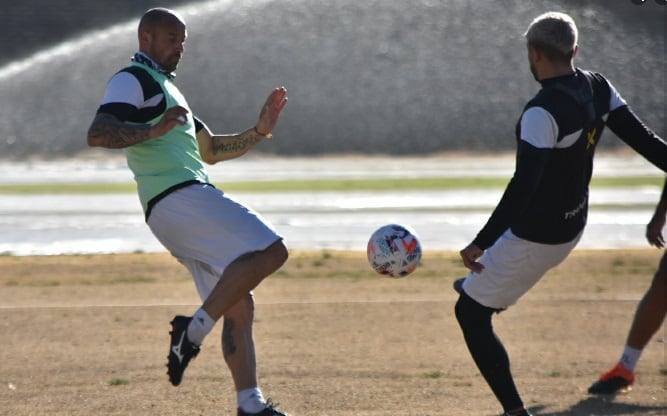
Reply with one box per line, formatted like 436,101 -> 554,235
526,70 -> 610,109
110,65 -> 164,99
99,64 -> 166,118
524,88 -> 562,114
115,65 -> 158,86
578,69 -> 608,83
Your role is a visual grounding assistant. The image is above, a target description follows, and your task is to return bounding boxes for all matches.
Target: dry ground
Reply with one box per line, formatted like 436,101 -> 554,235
0,249 -> 665,416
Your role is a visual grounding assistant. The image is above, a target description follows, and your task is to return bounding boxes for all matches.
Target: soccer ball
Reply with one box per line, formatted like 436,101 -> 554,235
367,224 -> 422,278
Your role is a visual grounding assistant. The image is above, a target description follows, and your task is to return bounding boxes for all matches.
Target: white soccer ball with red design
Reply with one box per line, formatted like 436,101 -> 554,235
367,224 -> 422,278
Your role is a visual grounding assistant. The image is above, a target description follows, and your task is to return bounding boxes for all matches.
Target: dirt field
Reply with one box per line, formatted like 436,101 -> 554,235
0,249 -> 665,416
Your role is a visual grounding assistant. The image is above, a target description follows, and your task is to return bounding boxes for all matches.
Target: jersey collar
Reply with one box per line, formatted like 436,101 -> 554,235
131,52 -> 176,79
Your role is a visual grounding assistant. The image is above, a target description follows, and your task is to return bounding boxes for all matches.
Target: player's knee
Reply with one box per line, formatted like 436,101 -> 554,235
264,239 -> 288,270
455,292 -> 494,332
273,239 -> 289,265
225,293 -> 255,326
236,239 -> 287,273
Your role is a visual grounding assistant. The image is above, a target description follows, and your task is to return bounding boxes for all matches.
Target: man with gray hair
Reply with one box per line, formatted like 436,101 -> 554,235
452,11 -> 666,416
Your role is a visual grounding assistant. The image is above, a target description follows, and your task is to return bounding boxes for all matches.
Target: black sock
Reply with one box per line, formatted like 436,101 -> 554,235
455,292 -> 524,411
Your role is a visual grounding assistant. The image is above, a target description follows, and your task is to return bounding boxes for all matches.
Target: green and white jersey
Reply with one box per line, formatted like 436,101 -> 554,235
96,52 -> 209,216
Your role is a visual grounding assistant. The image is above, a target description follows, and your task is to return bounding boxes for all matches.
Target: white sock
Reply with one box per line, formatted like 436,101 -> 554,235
238,387 -> 266,413
186,308 -> 215,346
619,345 -> 642,372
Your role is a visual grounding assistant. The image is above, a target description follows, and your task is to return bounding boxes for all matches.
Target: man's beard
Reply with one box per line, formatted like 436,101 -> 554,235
529,61 -> 539,82
162,54 -> 182,72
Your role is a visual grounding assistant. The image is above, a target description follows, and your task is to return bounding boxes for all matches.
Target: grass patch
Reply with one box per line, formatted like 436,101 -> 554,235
3,275 -> 156,287
83,276 -> 157,285
5,280 -> 61,287
421,371 -> 445,379
0,182 -> 137,194
0,175 -> 661,194
0,249 -> 661,289
609,255 -> 656,277
108,378 -> 130,386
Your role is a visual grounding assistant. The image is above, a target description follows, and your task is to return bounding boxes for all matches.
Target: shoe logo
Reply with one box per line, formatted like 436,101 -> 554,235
172,332 -> 185,363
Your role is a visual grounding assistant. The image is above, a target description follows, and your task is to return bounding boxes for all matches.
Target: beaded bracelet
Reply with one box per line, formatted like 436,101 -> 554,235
253,126 -> 273,139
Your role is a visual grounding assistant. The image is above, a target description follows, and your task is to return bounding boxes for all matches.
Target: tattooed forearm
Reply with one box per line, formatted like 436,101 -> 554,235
210,134 -> 263,155
87,113 -> 152,149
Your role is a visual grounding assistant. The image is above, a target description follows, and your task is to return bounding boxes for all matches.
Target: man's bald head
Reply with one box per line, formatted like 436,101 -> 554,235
138,8 -> 186,39
137,8 -> 187,72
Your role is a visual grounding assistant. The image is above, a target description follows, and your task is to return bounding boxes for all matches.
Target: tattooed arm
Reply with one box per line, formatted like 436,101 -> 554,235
87,113 -> 152,148
87,105 -> 188,149
196,124 -> 267,164
197,87 -> 289,164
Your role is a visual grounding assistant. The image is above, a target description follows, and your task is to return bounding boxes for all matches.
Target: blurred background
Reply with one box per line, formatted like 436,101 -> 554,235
0,0 -> 664,255
0,0 -> 664,159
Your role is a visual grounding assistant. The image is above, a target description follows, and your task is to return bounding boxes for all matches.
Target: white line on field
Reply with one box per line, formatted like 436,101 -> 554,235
0,296 -> 643,310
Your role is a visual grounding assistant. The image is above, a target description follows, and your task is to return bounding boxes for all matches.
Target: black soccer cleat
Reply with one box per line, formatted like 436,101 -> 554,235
167,315 -> 200,386
237,399 -> 290,416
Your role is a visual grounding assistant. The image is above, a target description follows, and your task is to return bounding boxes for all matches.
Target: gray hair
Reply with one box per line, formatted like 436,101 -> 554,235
524,12 -> 578,63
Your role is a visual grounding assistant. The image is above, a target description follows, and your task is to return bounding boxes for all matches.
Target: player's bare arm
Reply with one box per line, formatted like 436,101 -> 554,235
87,113 -> 151,148
197,87 -> 288,164
197,126 -> 267,164
87,105 -> 188,149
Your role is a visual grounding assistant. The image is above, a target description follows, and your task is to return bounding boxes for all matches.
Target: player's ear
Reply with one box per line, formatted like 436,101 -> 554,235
529,45 -> 546,64
571,44 -> 579,59
139,30 -> 152,47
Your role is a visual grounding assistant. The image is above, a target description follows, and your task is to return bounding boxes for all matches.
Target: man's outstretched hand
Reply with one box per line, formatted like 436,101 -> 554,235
255,87 -> 288,137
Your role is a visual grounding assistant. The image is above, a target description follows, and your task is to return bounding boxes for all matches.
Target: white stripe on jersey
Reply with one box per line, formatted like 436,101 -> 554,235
556,129 -> 581,149
101,71 -> 164,109
520,107 -> 558,149
520,79 -> 627,149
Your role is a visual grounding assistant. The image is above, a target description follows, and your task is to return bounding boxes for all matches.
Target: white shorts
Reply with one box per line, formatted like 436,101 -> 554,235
147,183 -> 282,300
462,229 -> 582,310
